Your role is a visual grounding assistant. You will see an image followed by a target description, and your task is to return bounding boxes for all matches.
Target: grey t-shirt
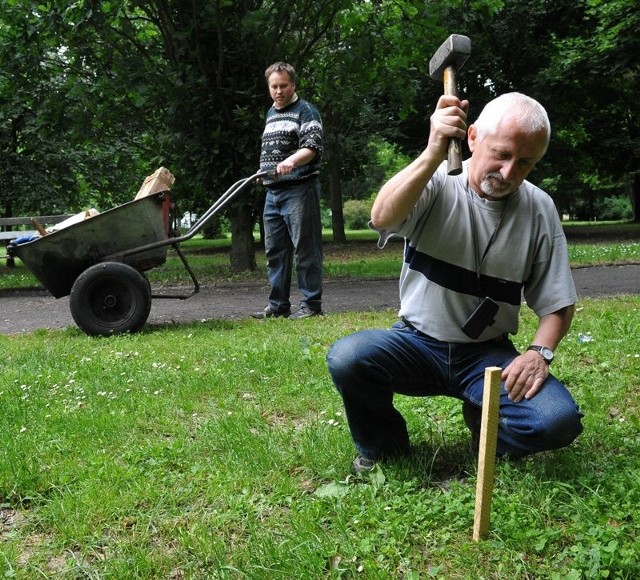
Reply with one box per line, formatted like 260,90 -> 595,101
375,160 -> 576,342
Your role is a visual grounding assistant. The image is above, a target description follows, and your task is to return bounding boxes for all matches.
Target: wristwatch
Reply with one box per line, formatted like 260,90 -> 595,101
527,345 -> 554,365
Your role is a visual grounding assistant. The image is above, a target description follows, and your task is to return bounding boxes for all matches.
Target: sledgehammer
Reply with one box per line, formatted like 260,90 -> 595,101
429,34 -> 471,175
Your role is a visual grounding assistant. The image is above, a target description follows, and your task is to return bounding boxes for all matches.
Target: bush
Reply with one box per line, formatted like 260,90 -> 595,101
568,194 -> 632,221
343,198 -> 372,230
598,195 -> 632,221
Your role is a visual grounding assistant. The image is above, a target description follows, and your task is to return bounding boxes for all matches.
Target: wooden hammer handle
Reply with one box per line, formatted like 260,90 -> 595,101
443,65 -> 463,176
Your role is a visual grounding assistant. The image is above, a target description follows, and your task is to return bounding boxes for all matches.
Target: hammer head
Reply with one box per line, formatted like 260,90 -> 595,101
429,34 -> 471,81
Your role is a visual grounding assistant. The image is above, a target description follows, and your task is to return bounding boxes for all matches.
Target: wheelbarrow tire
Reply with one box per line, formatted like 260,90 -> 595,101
70,262 -> 152,336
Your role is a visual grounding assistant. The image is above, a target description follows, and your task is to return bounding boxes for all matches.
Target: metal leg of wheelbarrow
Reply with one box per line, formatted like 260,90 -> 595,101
151,242 -> 200,300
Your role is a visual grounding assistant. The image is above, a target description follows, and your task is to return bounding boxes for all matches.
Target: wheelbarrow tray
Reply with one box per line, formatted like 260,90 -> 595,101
12,192 -> 169,298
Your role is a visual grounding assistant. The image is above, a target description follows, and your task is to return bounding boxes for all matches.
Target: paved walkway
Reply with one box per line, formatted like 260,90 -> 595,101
1,264 -> 638,334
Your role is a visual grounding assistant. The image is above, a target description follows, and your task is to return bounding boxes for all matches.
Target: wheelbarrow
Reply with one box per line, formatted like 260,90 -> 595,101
8,171 -> 267,336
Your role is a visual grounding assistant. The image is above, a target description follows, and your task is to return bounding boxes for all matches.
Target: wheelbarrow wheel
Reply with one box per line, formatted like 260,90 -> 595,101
70,262 -> 152,336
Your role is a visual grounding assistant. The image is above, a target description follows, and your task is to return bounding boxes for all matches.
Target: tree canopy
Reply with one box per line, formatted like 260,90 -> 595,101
1,0 -> 637,270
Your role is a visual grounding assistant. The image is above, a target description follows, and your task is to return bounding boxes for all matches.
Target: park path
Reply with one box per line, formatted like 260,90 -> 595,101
0,264 -> 638,335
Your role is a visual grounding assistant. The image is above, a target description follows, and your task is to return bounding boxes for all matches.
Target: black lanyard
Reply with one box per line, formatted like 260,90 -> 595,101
467,191 -> 510,291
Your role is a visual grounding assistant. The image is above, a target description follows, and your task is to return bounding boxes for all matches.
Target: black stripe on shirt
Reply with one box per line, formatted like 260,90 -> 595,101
405,245 -> 523,306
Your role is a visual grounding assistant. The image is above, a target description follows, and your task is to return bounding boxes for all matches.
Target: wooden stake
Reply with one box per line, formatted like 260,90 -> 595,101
472,366 -> 502,541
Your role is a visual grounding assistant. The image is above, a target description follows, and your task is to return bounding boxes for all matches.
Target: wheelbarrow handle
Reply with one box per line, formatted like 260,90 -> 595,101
255,169 -> 277,179
177,171 -> 269,242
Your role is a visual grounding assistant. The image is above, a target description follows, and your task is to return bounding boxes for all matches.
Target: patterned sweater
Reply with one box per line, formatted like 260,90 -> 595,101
260,97 -> 323,188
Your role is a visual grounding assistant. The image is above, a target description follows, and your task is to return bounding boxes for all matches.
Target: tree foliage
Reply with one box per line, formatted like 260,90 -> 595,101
0,2 -> 163,217
437,0 -> 639,217
137,0 -> 350,268
1,0 -> 637,274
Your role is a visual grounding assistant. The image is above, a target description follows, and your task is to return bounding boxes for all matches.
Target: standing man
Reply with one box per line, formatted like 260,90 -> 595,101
253,61 -> 324,320
327,92 -> 583,474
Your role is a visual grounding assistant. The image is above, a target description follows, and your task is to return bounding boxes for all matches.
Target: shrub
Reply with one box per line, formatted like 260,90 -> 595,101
598,195 -> 632,221
343,198 -> 372,230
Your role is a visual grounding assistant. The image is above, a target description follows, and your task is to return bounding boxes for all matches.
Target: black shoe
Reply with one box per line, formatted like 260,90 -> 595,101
251,306 -> 291,319
462,401 -> 481,454
288,306 -> 323,320
352,455 -> 376,475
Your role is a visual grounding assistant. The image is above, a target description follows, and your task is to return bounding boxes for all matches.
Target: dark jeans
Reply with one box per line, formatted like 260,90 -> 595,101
326,321 -> 583,459
263,178 -> 323,312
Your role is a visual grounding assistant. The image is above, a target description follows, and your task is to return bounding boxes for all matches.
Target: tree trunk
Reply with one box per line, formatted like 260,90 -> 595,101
228,204 -> 257,272
329,161 -> 346,243
631,171 -> 640,223
323,122 -> 346,243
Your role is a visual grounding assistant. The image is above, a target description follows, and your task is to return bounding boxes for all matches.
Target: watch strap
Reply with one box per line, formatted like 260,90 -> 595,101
527,345 -> 554,364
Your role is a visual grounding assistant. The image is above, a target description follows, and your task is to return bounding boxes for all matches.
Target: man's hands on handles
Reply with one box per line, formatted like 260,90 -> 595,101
258,147 -> 316,183
275,147 -> 317,176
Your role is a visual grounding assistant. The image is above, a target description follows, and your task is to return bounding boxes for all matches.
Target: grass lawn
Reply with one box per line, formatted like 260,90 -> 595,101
1,223 -> 639,577
1,296 -> 639,577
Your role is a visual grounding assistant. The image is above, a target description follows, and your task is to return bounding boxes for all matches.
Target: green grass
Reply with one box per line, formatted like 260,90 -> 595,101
568,242 -> 640,266
1,224 -> 639,291
1,297 -> 640,577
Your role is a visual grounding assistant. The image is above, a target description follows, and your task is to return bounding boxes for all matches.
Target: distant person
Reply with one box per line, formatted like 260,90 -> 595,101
253,61 -> 324,320
327,92 -> 584,473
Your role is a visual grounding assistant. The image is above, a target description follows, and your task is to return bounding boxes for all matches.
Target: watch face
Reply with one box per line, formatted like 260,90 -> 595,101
540,347 -> 554,362
529,345 -> 554,363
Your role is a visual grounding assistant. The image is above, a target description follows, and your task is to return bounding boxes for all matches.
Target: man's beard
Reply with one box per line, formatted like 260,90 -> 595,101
480,172 -> 515,200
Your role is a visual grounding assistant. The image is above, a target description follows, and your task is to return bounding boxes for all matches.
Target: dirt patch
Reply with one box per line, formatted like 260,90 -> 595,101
1,508 -> 24,537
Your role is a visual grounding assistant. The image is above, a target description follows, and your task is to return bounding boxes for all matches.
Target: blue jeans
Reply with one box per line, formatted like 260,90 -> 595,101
327,321 -> 583,459
263,178 -> 323,312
